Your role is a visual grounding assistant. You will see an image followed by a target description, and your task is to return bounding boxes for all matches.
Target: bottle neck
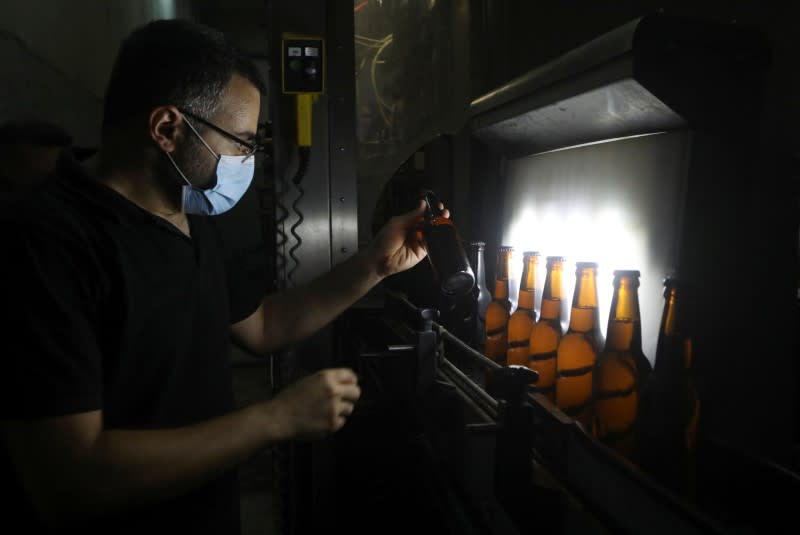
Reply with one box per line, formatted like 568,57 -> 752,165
540,299 -> 561,321
568,267 -> 599,333
494,250 -> 512,300
606,321 -> 643,352
541,262 -> 563,321
568,306 -> 599,333
472,247 -> 487,291
495,251 -> 511,280
519,255 -> 537,292
494,279 -> 509,301
572,268 -> 598,309
605,276 -> 642,351
517,255 -> 538,311
518,290 -> 534,311
661,289 -> 678,337
655,287 -> 693,372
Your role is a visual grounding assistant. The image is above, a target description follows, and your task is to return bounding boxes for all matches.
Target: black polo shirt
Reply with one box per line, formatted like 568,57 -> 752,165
0,155 -> 263,533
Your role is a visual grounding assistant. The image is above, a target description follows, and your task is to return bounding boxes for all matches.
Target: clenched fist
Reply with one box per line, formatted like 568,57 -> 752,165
270,368 -> 361,440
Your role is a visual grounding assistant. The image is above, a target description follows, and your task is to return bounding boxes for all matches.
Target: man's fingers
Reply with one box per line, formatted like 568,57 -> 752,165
322,368 -> 361,400
332,368 -> 358,383
338,401 -> 355,417
395,200 -> 426,227
332,401 -> 355,431
334,415 -> 347,431
338,383 -> 361,403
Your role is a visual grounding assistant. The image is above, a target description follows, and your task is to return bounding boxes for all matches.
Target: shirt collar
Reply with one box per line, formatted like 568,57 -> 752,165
53,151 -> 177,229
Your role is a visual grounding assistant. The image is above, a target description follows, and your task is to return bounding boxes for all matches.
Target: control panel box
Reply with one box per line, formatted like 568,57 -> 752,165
281,34 -> 325,94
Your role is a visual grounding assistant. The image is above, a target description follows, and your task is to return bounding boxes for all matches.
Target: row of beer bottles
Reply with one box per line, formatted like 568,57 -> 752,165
468,242 -> 701,501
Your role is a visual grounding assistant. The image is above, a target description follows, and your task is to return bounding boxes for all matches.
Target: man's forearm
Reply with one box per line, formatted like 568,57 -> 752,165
260,248 -> 383,351
2,401 -> 290,525
87,403 -> 285,511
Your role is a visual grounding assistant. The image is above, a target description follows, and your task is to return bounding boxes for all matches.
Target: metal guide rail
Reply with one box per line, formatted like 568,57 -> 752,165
375,288 -> 790,535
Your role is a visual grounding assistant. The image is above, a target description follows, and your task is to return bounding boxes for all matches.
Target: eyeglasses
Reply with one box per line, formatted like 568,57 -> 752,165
179,108 -> 264,157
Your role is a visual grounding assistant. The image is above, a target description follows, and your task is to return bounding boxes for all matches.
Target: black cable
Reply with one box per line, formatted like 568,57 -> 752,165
253,123 -> 283,292
273,161 -> 290,289
287,146 -> 310,286
252,123 -> 287,292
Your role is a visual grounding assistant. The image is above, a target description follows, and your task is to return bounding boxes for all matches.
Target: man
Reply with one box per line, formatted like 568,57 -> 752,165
0,19 -> 445,534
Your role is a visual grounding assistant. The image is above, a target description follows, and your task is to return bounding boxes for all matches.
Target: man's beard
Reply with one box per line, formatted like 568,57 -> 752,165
158,135 -> 217,209
172,135 -> 217,189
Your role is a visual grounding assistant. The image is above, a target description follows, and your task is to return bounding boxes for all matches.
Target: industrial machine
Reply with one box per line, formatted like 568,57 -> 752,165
254,2 -> 799,534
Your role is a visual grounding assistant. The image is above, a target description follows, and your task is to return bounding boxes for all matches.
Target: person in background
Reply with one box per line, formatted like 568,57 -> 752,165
0,119 -> 97,195
0,119 -> 73,193
0,19 -> 445,535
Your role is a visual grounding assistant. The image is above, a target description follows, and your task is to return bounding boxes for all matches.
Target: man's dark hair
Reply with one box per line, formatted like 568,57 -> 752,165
102,19 -> 266,134
0,119 -> 72,147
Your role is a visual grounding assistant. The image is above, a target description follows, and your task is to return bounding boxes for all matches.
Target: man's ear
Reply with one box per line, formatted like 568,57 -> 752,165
149,106 -> 183,152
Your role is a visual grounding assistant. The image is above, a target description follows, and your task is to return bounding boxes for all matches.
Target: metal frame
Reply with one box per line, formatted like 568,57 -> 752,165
265,2 -> 358,534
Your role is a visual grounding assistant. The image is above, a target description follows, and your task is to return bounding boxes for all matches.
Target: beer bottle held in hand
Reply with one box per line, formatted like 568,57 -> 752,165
421,190 -> 475,298
636,278 -> 701,502
443,254 -> 474,344
468,241 -> 492,350
507,251 -> 540,366
529,256 -> 566,402
593,270 -> 652,459
556,262 -> 604,428
485,246 -> 514,364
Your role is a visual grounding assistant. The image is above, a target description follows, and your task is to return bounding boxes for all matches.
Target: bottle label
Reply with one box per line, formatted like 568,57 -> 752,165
556,333 -> 596,423
530,350 -> 557,362
486,326 -> 506,337
556,364 -> 594,377
529,350 -> 557,398
594,352 -> 640,457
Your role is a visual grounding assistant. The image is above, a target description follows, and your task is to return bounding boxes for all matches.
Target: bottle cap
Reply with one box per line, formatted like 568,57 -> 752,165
663,277 -> 698,293
613,270 -> 641,278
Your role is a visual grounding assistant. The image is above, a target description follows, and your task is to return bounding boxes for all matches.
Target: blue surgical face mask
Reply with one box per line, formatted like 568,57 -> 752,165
165,116 -> 255,216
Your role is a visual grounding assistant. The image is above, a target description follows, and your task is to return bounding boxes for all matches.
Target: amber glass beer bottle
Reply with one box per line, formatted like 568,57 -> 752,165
593,270 -> 652,458
485,246 -> 513,364
420,190 -> 475,298
636,278 -> 701,502
528,256 -> 565,402
507,251 -> 540,366
556,262 -> 604,427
